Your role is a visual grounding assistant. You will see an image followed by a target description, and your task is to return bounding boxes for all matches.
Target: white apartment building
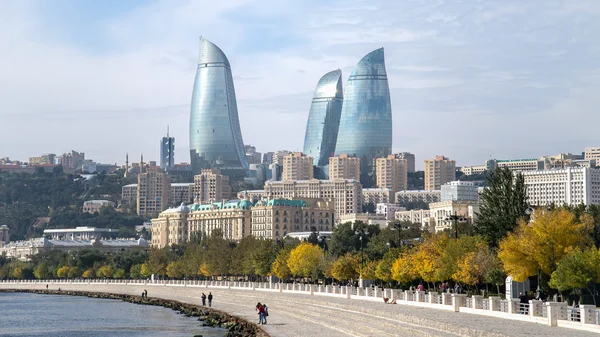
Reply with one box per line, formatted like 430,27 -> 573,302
441,181 -> 479,202
363,188 -> 392,205
170,183 -> 194,206
376,203 -> 405,221
522,167 -> 600,206
395,209 -> 430,225
459,165 -> 487,176
264,179 -> 362,221
137,169 -> 170,217
395,190 -> 441,204
496,158 -> 543,172
375,154 -> 408,197
429,201 -> 479,233
585,147 -> 600,162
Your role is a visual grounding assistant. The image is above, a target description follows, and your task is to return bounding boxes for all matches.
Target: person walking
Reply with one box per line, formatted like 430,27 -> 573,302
441,283 -> 446,293
519,292 -> 528,314
144,289 -> 148,298
256,302 -> 266,325
262,304 -> 269,324
208,292 -> 213,307
46,284 -> 48,290
201,293 -> 207,306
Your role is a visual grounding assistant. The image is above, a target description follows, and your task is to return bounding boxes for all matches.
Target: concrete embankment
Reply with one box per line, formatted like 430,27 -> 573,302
2,283 -> 599,337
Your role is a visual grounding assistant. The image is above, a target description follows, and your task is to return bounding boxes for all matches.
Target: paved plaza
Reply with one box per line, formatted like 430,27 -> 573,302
1,283 -> 598,337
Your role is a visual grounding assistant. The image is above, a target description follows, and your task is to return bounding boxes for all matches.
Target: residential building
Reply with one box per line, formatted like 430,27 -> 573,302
169,183 -> 194,206
585,147 -> 600,162
429,201 -> 479,233
60,150 -> 85,170
363,188 -> 392,205
424,156 -> 456,190
252,198 -> 334,239
43,226 -> 118,240
395,190 -> 441,204
82,200 -> 115,214
122,184 -> 138,204
193,169 -> 231,204
273,150 -> 292,165
397,152 -> 415,173
189,37 -> 248,177
244,145 -> 262,165
375,154 -> 408,199
264,179 -> 362,221
441,181 -> 479,202
137,168 -> 170,217
459,165 -> 487,176
151,203 -> 191,248
282,152 -> 314,181
376,203 -> 405,221
29,153 -> 55,166
237,190 -> 265,203
329,154 -> 361,180
337,213 -> 388,228
160,129 -> 175,170
0,225 -> 9,245
262,152 -> 274,165
395,209 -> 430,225
303,70 -> 343,179
495,158 -> 543,172
335,48 -> 392,167
522,167 -> 600,206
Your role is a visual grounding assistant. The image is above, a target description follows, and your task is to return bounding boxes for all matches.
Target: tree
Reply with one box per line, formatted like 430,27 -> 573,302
375,247 -> 402,283
140,264 -> 151,278
271,247 -> 292,279
82,268 -> 95,278
453,240 -> 500,289
329,221 -> 380,257
391,252 -> 417,284
253,239 -> 277,277
287,243 -> 324,279
144,248 -> 173,277
331,254 -> 359,282
129,264 -> 142,279
230,236 -> 259,276
57,266 -> 70,279
476,167 -> 528,247
67,266 -> 82,279
550,248 -> 600,305
33,263 -> 49,279
203,229 -> 232,277
498,209 -> 592,282
166,261 -> 184,279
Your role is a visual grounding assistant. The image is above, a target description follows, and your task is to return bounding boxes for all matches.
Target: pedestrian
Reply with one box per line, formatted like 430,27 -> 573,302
141,291 -> 145,299
519,292 -> 528,314
454,284 -> 461,294
201,293 -> 207,306
256,302 -> 266,325
144,289 -> 148,298
46,284 -> 48,290
441,283 -> 446,293
263,304 -> 269,324
208,292 -> 213,307
417,283 -> 424,292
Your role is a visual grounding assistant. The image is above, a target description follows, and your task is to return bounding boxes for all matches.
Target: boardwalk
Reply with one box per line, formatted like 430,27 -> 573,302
1,283 -> 598,337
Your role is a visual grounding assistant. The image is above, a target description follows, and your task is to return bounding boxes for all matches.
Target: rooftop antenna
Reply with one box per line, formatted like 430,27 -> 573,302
167,125 -> 170,138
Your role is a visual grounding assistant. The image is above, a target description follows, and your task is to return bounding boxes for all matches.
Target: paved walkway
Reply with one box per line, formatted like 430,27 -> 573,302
1,283 -> 598,337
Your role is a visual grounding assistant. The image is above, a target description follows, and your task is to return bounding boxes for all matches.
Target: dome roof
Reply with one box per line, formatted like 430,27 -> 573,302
176,202 -> 190,213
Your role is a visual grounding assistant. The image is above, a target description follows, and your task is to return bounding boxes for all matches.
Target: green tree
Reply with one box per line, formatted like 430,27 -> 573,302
166,261 -> 184,279
329,221 -> 380,257
375,247 -> 402,283
129,264 -> 143,279
204,229 -> 232,277
112,268 -> 126,279
253,239 -> 277,277
33,263 -> 49,279
331,254 -> 359,282
67,266 -> 82,279
230,236 -> 259,276
550,248 -> 600,305
476,167 -> 528,247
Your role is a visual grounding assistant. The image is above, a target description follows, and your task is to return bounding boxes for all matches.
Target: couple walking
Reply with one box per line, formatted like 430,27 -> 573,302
201,292 -> 213,307
256,302 -> 269,325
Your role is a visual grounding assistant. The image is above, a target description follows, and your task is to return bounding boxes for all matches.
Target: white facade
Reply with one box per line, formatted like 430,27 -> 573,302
43,227 -> 118,240
337,213 -> 388,228
496,158 -> 543,172
460,165 -> 487,176
585,147 -> 600,162
394,209 -> 430,225
82,200 -> 115,214
376,203 -> 405,221
522,167 -> 600,206
395,190 -> 441,204
441,181 -> 479,202
429,201 -> 479,233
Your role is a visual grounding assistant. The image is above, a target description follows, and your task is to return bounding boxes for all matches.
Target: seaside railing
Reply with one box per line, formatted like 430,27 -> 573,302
1,279 -> 597,330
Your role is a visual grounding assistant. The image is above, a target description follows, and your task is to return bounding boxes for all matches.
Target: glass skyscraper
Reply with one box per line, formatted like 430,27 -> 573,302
160,129 -> 175,170
302,69 -> 343,179
335,48 -> 392,163
189,37 -> 249,177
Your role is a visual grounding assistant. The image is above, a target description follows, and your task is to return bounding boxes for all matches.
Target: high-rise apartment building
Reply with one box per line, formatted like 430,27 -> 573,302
61,150 -> 85,170
303,70 -> 343,178
264,179 -> 362,221
169,183 -> 194,206
282,152 -> 314,181
424,156 -> 456,191
397,152 -> 415,173
160,129 -> 175,170
523,167 -> 600,206
335,48 -> 392,174
244,145 -> 262,165
375,154 -> 408,198
137,168 -> 170,217
362,188 -> 392,205
262,152 -> 274,165
189,37 -> 248,177
329,154 -> 360,180
193,169 -> 231,204
273,150 -> 292,165
585,147 -> 600,162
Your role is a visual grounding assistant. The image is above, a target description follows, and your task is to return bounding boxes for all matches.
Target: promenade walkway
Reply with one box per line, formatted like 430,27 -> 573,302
1,281 -> 599,337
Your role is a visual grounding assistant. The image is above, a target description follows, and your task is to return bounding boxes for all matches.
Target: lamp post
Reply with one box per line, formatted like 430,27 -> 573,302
524,205 -> 540,293
444,211 -> 467,240
390,222 -> 402,247
355,229 -> 369,287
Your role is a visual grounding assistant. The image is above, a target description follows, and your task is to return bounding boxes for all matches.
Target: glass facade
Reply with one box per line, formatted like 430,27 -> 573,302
302,69 -> 343,179
160,136 -> 175,170
335,48 -> 392,163
189,37 -> 249,177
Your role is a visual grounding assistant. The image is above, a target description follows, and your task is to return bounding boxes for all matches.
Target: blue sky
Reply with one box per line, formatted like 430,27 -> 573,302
1,0 -> 600,169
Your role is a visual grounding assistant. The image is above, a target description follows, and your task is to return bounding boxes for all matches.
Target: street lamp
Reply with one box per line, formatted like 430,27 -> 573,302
444,211 -> 467,240
390,222 -> 402,247
354,229 -> 369,287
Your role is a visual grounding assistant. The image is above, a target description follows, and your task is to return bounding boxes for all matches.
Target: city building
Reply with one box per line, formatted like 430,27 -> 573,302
273,150 -> 292,166
375,154 -> 408,199
585,147 -> 600,162
244,145 -> 262,165
137,168 -> 170,217
329,154 -> 360,180
522,167 -> 600,206
376,203 -> 404,221
237,190 -> 265,203
169,183 -> 194,206
395,209 -> 430,226
269,163 -> 283,181
82,200 -> 116,214
29,153 -> 55,166
0,225 -> 9,245
362,188 -> 392,205
193,169 -> 231,204
335,48 -> 393,170
60,150 -> 85,170
0,237 -> 148,261
459,165 -> 487,176
262,152 -> 274,165
395,190 -> 441,205
337,213 -> 388,228
424,155 -> 456,190
397,152 -> 415,173
252,198 -> 334,239
166,163 -> 194,182
440,181 -> 479,202
303,70 -> 343,179
160,128 -> 175,170
43,226 -> 118,240
151,203 -> 191,248
282,152 -> 314,181
122,184 -> 138,204
245,163 -> 269,186
429,201 -> 479,233
495,158 -> 543,172
264,179 -> 362,221
0,165 -> 35,174
189,37 -> 248,177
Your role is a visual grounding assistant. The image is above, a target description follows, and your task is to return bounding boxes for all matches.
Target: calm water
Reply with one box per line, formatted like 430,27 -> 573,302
0,292 -> 227,337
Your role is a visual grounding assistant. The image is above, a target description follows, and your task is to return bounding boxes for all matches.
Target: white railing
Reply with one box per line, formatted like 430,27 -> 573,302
1,279 -> 599,330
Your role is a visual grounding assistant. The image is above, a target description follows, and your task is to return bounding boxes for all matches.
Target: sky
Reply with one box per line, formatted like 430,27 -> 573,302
2,0 -> 600,170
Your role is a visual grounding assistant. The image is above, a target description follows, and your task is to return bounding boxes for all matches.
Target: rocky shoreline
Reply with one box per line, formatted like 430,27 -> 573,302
0,289 -> 268,337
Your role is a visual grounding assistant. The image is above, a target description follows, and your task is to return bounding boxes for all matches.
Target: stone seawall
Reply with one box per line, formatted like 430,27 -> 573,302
0,288 -> 268,337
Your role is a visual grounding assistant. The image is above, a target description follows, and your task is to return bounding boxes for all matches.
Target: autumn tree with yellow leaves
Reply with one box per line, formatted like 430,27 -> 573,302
498,209 -> 593,282
331,254 -> 359,281
287,242 -> 324,279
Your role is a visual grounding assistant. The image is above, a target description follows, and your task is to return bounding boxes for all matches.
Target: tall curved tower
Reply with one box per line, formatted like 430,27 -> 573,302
302,69 -> 343,179
335,48 -> 392,184
189,37 -> 248,178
